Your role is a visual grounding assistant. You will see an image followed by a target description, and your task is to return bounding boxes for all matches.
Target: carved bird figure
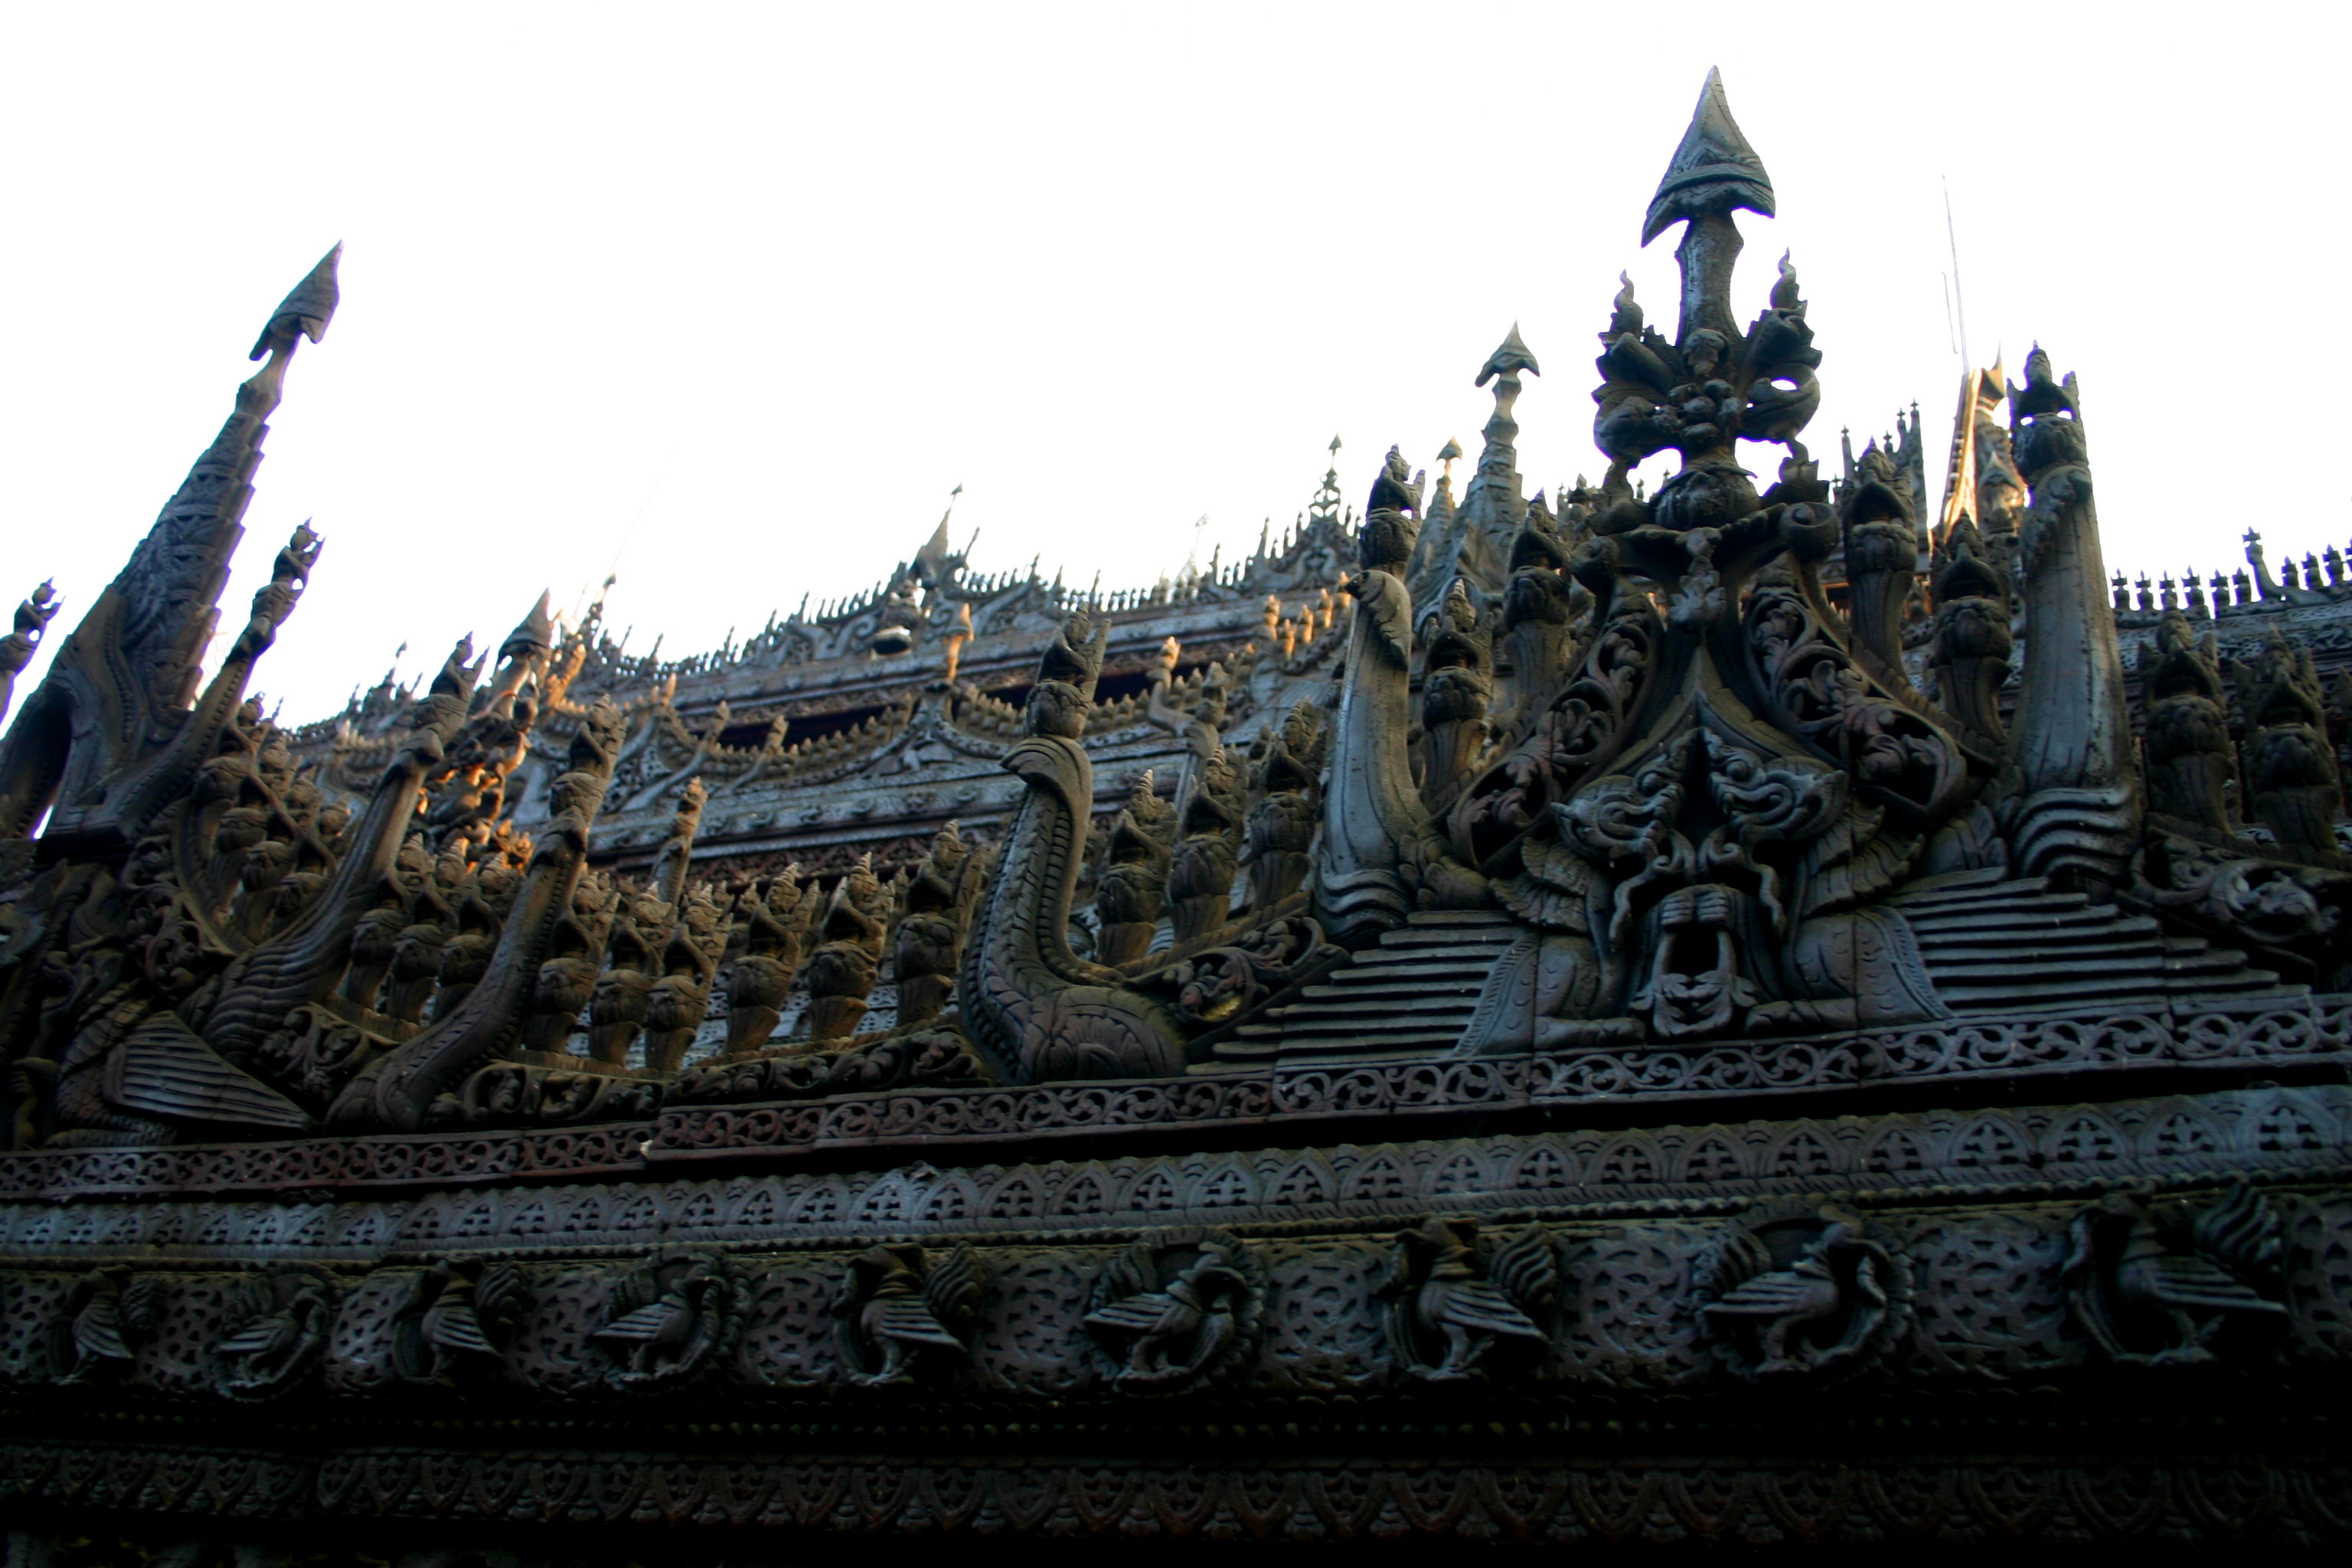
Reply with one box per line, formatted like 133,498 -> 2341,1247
1084,1242 -> 1250,1385
55,1269 -> 158,1382
1704,1222 -> 1877,1375
419,1278 -> 493,1359
1385,1219 -> 1554,1380
2066,1187 -> 2285,1362
216,1302 -> 301,1364
70,1285 -> 132,1365
595,1283 -> 695,1357
590,1250 -> 738,1387
836,1243 -> 979,1386
214,1271 -> 334,1395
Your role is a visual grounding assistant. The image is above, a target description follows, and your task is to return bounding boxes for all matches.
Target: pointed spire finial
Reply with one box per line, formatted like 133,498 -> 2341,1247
1642,68 -> 1775,247
250,243 -> 343,361
916,486 -> 962,578
501,590 -> 555,664
1477,323 -> 1540,387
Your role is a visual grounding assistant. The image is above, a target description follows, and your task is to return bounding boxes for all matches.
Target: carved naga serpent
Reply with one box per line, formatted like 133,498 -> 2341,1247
958,611 -> 1187,1083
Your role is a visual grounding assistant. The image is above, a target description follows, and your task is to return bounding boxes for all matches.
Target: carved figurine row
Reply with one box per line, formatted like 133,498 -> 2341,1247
0,1184 -> 2305,1403
0,530 -> 1333,1145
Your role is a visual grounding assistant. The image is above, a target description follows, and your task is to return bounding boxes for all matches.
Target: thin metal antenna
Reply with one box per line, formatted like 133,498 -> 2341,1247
1943,177 -> 1970,364
605,482 -> 660,583
1940,273 -> 1958,356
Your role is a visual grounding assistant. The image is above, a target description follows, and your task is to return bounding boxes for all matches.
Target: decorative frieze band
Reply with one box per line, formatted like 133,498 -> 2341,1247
5,1442 -> 2347,1544
4,999 -> 2342,1202
0,1086 -> 2341,1259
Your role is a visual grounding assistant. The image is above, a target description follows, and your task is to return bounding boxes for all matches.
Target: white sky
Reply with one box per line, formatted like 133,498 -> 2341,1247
1,2 -> 2340,723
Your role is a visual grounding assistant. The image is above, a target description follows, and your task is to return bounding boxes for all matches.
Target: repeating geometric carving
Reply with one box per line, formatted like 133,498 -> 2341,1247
16,1442 -> 2344,1544
0,1087 -> 2341,1259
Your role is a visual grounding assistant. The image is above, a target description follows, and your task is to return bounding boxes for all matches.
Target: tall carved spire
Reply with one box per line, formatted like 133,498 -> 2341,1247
1593,85 -> 1815,507
1413,332 -> 1539,614
0,245 -> 342,851
1306,436 -> 1344,531
914,485 -> 962,585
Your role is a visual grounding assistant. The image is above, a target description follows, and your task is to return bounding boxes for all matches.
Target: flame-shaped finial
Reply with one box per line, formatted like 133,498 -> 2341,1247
1608,272 -> 1642,337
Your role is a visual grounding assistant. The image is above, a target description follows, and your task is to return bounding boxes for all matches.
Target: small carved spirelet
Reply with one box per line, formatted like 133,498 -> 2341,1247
833,1243 -> 982,1387
1083,1229 -> 1261,1392
1377,1217 -> 1558,1383
0,580 -> 59,708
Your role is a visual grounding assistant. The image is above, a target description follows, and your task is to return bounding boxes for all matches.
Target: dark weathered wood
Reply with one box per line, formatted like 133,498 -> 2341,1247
2,68 -> 2350,1555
